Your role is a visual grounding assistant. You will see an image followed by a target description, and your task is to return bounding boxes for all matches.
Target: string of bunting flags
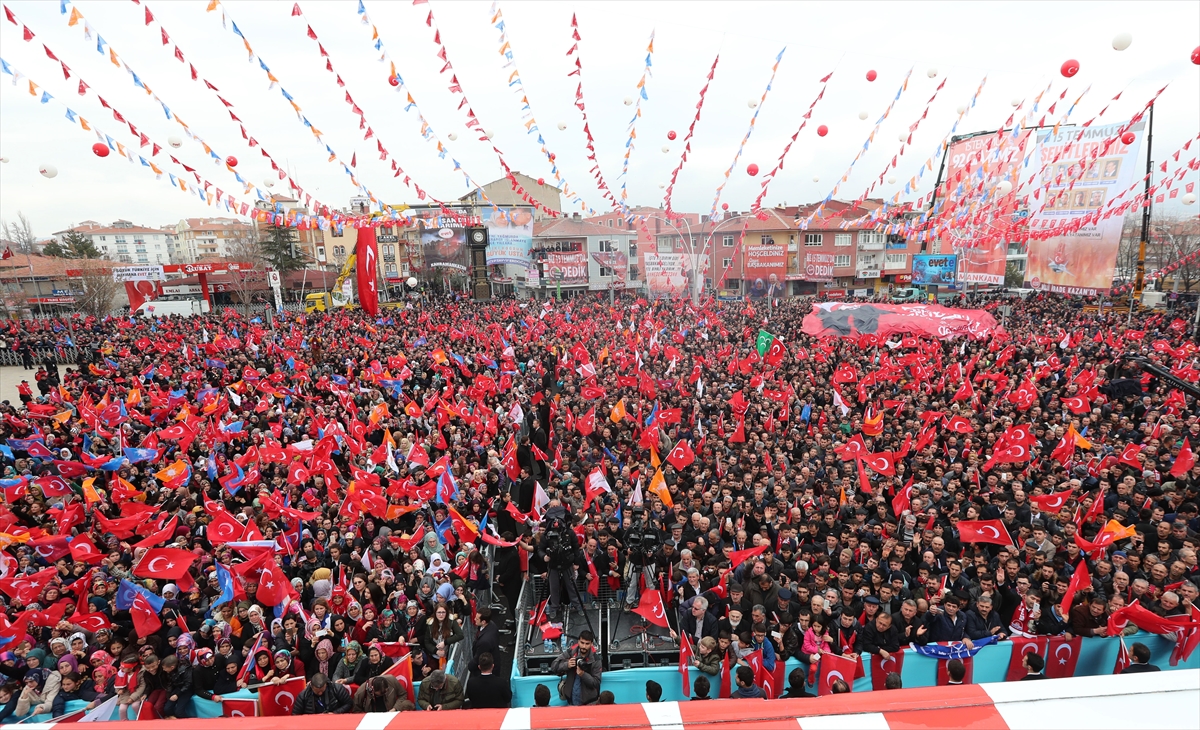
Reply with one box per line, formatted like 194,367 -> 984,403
662,54 -> 720,217
564,13 -> 619,211
617,31 -> 655,215
487,1 -> 598,215
749,70 -> 835,211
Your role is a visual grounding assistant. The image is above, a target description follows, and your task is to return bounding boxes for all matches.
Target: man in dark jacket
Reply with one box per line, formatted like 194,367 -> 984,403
352,675 -> 416,713
1120,642 -> 1161,673
927,596 -> 972,645
858,612 -> 901,657
551,630 -> 603,706
465,652 -> 512,709
671,597 -> 720,643
293,673 -> 353,714
416,669 -> 464,711
470,608 -> 501,671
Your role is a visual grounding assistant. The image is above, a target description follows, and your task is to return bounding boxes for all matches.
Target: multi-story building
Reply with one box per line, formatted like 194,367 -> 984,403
457,172 -> 562,222
530,214 -> 638,297
251,195 -> 322,268
51,220 -> 172,265
176,218 -> 255,262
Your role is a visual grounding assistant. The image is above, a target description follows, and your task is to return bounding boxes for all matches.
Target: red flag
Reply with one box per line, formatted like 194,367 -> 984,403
259,675 -> 305,716
1006,636 -> 1048,681
666,439 -> 695,470
727,544 -> 768,570
577,407 -> 595,436
72,612 -> 112,633
221,697 -> 259,717
870,649 -> 904,690
817,653 -> 858,696
679,633 -> 693,696
936,655 -> 972,685
862,451 -> 896,476
207,510 -> 247,544
383,653 -> 415,703
956,519 -> 1011,545
1118,443 -> 1144,468
130,592 -> 162,636
355,226 -> 380,316
1029,489 -> 1073,513
1113,637 -> 1131,675
133,547 -> 196,580
945,415 -> 974,433
1045,635 -> 1082,679
633,587 -> 669,628
1059,560 -> 1090,620
1171,437 -> 1196,477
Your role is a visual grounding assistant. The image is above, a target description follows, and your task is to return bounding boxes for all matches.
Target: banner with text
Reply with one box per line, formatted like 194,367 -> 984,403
804,252 -> 837,283
544,251 -> 589,286
421,226 -> 469,273
802,301 -> 1000,340
912,254 -> 959,286
644,252 -> 691,298
1025,121 -> 1146,295
482,207 -> 534,268
744,243 -> 787,298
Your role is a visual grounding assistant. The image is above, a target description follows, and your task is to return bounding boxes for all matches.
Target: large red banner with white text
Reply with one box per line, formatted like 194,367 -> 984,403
802,302 -> 1000,340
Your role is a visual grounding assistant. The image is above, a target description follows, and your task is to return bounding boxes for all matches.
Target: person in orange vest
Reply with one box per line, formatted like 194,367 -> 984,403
16,379 -> 33,405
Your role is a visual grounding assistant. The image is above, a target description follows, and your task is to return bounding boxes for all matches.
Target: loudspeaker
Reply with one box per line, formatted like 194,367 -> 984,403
468,227 -> 490,301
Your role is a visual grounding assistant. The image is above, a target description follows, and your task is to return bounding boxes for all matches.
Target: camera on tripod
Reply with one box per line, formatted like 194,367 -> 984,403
543,514 -> 578,568
625,508 -> 659,566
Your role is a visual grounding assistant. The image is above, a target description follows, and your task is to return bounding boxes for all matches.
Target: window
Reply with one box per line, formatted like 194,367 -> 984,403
331,227 -> 343,238
723,235 -> 735,248
834,255 -> 851,268
598,240 -> 619,253
115,236 -> 127,244
722,258 -> 733,269
858,232 -> 887,246
381,226 -> 394,236
885,253 -> 907,269
599,266 -> 613,278
761,235 -> 776,245
98,235 -> 106,241
835,234 -> 852,247
317,246 -> 326,260
805,233 -> 823,247
137,255 -> 149,263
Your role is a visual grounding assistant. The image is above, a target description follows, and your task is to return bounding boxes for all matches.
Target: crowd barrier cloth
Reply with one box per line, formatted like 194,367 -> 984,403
11,669 -> 1199,729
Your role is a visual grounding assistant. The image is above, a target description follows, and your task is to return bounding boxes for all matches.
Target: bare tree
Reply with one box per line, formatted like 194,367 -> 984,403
1,212 -> 37,254
75,261 -> 119,318
223,230 -> 268,305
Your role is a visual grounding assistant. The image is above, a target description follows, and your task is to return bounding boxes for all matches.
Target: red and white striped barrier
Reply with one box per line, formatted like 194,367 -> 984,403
15,669 -> 1196,730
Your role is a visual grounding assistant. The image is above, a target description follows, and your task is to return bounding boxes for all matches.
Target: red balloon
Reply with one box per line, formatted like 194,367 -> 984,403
537,178 -> 545,185
92,143 -> 110,158
1121,131 -> 1135,145
388,76 -> 399,87
1060,59 -> 1080,77
817,125 -> 829,137
866,69 -> 877,82
226,156 -> 238,167
746,163 -> 759,177
667,130 -> 677,140
721,203 -> 729,211
1193,46 -> 1200,65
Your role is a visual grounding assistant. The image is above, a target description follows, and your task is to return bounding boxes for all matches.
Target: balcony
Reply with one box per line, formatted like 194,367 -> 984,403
857,241 -> 885,251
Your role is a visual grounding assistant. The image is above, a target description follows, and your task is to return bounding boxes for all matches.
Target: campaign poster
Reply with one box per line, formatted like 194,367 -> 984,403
591,251 -> 629,288
421,225 -> 468,272
744,244 -> 787,299
644,252 -> 690,298
482,207 -> 534,267
1025,120 -> 1145,295
544,251 -> 588,285
938,131 -> 1034,285
804,253 -> 836,283
802,302 -> 1000,340
911,254 -> 959,286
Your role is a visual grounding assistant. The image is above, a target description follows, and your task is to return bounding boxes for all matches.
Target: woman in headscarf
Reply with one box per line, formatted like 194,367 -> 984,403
328,615 -> 351,649
351,644 -> 393,686
243,605 -> 269,636
214,637 -> 242,674
351,604 -> 383,645
306,639 -> 338,680
377,610 -> 402,643
400,601 -> 425,645
268,650 -> 300,684
331,641 -> 363,685
309,598 -> 333,631
236,647 -> 275,689
190,648 -> 221,703
211,656 -> 241,697
86,664 -> 117,709
421,532 -> 442,562
421,604 -> 464,669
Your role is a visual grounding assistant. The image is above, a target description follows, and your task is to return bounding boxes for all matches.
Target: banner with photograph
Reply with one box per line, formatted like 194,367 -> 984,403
744,243 -> 787,298
644,252 -> 691,298
544,251 -> 588,285
482,207 -> 534,267
912,254 -> 959,286
1025,121 -> 1145,295
421,225 -> 468,272
802,302 -> 1000,340
804,252 -> 837,283
591,251 -> 629,288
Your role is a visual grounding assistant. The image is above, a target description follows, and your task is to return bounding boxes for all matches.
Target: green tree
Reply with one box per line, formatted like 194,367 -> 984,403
1005,261 -> 1024,287
259,224 -> 304,273
43,231 -> 102,259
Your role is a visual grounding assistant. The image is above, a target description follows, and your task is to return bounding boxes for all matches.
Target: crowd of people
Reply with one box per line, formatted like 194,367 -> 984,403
0,288 -> 1198,719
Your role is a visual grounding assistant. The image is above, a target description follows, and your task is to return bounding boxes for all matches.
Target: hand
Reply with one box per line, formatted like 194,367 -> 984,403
879,650 -> 890,660
170,695 -> 178,702
212,695 -> 223,702
576,666 -> 585,676
568,657 -> 577,669
433,704 -> 443,711
669,629 -> 678,640
916,625 -> 927,636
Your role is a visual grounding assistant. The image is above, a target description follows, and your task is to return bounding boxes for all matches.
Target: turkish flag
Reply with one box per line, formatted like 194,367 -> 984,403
254,563 -> 289,606
1059,560 -> 1090,622
834,433 -> 868,461
633,587 -> 669,628
580,386 -> 606,400
1006,636 -> 1048,681
679,633 -> 693,696
1063,396 -> 1091,414
207,510 -> 247,544
68,534 -> 105,564
29,536 -> 71,562
577,407 -> 595,436
870,649 -> 904,690
936,655 -> 972,685
1029,489 -> 1073,513
259,675 -> 306,716
817,652 -> 858,696
957,519 -> 1011,545
667,440 -> 695,470
1118,443 -> 1144,468
744,649 -> 782,699
222,697 -> 258,717
72,612 -> 112,633
862,451 -> 896,476
764,338 -> 786,367
1045,635 -> 1082,679
383,653 -> 416,702
355,226 -> 379,316
287,461 -> 311,486
729,417 -> 745,443
131,592 -> 162,637
133,547 -> 196,580
1171,437 -> 1196,477
945,415 -> 974,433
727,544 -> 768,570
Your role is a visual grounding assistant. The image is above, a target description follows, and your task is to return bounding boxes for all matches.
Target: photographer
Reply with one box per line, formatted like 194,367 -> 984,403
537,508 -> 583,619
624,508 -> 662,609
550,630 -> 602,706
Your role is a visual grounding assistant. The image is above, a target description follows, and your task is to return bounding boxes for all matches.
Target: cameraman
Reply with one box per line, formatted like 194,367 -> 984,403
624,508 -> 661,608
550,630 -> 602,706
537,507 -> 582,619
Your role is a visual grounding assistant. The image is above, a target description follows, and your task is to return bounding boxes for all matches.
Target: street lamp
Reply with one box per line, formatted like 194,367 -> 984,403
638,212 -> 760,304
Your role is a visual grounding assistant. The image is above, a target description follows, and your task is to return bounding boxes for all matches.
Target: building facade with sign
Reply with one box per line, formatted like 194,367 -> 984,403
530,215 -> 637,297
52,220 -> 176,265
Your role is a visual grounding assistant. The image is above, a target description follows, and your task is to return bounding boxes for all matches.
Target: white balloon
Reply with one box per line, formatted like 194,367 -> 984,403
39,164 -> 58,179
899,133 -> 908,142
926,68 -> 938,78
1112,32 -> 1132,51
812,176 -> 820,182
557,122 -> 567,131
658,183 -> 665,189
996,180 -> 1013,196
956,105 -> 967,114
858,110 -> 869,120
447,132 -> 458,141
887,175 -> 897,184
662,146 -> 670,153
748,100 -> 758,109
1011,98 -> 1021,107
407,276 -> 418,287
623,97 -> 633,106
1183,193 -> 1197,206
0,156 -> 8,164
264,179 -> 275,188
484,130 -> 494,139
167,135 -> 182,149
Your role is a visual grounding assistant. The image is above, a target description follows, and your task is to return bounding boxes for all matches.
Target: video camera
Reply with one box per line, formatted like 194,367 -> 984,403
542,510 -> 578,568
624,507 -> 660,566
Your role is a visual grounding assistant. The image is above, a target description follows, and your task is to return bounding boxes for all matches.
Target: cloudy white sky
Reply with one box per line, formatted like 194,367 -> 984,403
1,1 -> 1197,238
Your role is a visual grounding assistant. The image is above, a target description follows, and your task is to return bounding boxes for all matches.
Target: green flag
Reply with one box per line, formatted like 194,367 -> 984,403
756,329 -> 776,358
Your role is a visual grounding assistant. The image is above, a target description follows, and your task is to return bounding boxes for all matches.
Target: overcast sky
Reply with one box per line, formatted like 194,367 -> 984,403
1,1 -> 1197,238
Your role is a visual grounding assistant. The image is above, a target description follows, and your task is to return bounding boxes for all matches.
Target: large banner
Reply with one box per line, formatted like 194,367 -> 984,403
744,244 -> 787,298
940,131 -> 1034,285
421,225 -> 468,272
356,227 -> 379,316
1025,121 -> 1145,295
591,251 -> 629,288
544,251 -> 588,285
804,253 -> 836,283
482,207 -> 533,267
643,252 -> 690,298
911,254 -> 959,286
802,302 -> 1000,340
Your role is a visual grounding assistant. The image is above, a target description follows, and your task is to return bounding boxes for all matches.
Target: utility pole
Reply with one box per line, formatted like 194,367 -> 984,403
1131,102 -> 1154,325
